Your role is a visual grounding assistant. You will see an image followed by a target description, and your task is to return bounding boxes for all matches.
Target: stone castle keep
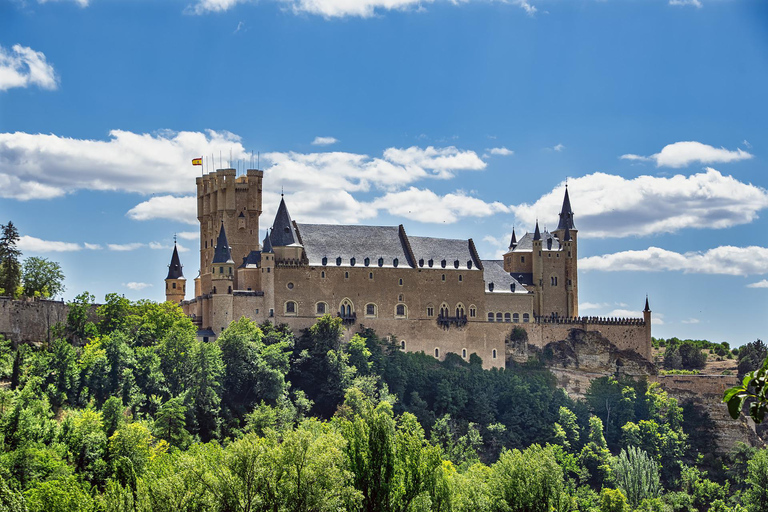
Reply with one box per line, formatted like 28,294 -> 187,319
168,167 -> 652,369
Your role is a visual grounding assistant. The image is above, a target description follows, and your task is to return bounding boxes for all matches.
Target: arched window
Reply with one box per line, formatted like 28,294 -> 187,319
469,305 -> 476,318
496,312 -> 503,322
440,303 -> 449,318
336,257 -> 342,266
454,260 -> 460,268
396,304 -> 407,318
428,259 -> 434,267
489,282 -> 495,292
426,304 -> 435,317
393,258 -> 399,267
401,340 -> 406,351
456,303 -> 465,318
364,257 -> 370,266
462,348 -> 467,359
488,312 -> 494,322
340,298 -> 354,317
285,301 -> 297,315
365,303 -> 377,318
344,271 -> 349,279
398,294 -> 404,302
523,313 -> 530,323
504,313 -> 511,322
458,274 -> 463,282
378,257 -> 384,267
513,313 -> 519,323
229,267 -> 232,274
399,278 -> 403,286
419,258 -> 424,267
228,286 -> 232,294
467,260 -> 473,269
213,287 -> 217,294
441,259 -> 447,268
316,302 -> 327,315
492,349 -> 497,359
350,257 -> 356,266
434,348 -> 440,358
322,257 -> 327,266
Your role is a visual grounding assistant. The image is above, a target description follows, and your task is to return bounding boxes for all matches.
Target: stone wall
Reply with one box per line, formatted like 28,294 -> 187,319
0,297 -> 69,344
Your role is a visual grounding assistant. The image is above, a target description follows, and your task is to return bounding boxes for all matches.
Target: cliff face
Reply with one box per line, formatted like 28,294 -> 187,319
506,327 -> 763,453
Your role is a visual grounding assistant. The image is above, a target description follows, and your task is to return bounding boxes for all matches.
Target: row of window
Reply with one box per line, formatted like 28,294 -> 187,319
319,256 -> 475,270
285,300 -> 408,318
318,271 -> 464,284
397,341 -> 498,360
487,312 -> 530,323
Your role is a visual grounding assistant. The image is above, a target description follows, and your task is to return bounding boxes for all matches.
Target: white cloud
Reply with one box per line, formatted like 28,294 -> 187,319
580,302 -> 611,311
747,280 -> 768,289
124,282 -> 153,291
372,187 -> 509,224
108,243 -> 145,252
553,143 -> 565,152
177,231 -> 199,240
37,0 -> 90,6
126,195 -> 197,225
512,168 -> 768,238
487,147 -> 514,156
311,136 -> 338,146
621,141 -> 752,168
84,243 -> 102,250
186,0 -> 250,14
742,140 -> 752,149
0,44 -> 58,92
581,245 -> 768,276
17,235 -> 81,252
382,146 -> 486,178
681,318 -> 700,324
0,129 -> 250,200
669,0 -> 702,7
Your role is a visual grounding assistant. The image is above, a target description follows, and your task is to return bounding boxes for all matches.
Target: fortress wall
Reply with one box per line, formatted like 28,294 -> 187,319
524,322 -> 651,361
652,374 -> 737,396
0,297 -> 69,344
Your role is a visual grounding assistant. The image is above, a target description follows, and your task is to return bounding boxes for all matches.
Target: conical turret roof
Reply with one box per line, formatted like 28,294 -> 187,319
212,223 -> 234,264
509,228 -> 517,248
166,243 -> 184,279
644,295 -> 650,312
262,229 -> 273,253
533,221 -> 541,241
270,197 -> 300,247
557,186 -> 575,231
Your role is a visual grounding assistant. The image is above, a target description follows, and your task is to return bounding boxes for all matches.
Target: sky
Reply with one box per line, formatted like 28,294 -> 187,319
1,0 -> 767,346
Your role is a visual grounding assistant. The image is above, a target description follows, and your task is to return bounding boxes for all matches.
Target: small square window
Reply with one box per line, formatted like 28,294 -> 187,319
458,275 -> 463,282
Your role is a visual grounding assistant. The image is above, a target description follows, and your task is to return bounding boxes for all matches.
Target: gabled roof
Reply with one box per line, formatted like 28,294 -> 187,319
270,197 -> 301,247
295,224 -> 409,267
166,244 -> 184,280
212,223 -> 234,264
510,230 -> 562,252
239,250 -> 262,269
481,260 -> 530,293
557,186 -> 576,231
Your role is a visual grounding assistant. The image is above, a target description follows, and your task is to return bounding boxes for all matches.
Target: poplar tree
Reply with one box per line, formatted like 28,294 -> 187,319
0,221 -> 22,298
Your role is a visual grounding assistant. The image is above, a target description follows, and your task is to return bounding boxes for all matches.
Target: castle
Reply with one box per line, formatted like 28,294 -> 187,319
166,168 -> 652,369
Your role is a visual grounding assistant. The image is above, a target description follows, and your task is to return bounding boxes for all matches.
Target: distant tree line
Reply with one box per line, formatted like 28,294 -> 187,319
0,220 -> 65,299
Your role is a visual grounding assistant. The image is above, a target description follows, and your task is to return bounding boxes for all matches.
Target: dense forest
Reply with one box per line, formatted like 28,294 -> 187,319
0,293 -> 766,512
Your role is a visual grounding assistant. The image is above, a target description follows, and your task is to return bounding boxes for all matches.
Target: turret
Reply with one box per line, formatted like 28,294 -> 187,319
532,220 -> 543,316
165,240 -> 186,304
261,230 -> 276,319
509,227 -> 517,249
211,222 -> 234,295
643,296 -> 652,360
270,196 -> 304,263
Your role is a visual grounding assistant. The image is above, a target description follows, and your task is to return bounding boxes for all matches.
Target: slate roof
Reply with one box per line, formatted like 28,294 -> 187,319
239,250 -> 262,269
510,231 -> 562,252
262,230 -> 273,253
408,236 -> 480,270
481,260 -> 529,293
271,198 -> 300,247
166,244 -> 184,280
212,224 -> 234,264
557,187 -> 576,231
295,224 -> 410,267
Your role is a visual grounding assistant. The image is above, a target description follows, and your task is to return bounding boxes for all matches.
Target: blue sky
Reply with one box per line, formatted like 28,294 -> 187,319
1,0 -> 767,346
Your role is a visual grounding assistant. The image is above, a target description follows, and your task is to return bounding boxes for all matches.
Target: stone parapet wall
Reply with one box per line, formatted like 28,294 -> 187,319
0,297 -> 70,344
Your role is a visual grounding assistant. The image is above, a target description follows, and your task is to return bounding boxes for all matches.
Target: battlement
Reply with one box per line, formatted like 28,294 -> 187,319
535,315 -> 646,326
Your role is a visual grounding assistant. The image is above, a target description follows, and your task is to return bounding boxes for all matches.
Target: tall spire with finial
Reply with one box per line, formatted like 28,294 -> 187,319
509,227 -> 517,249
166,238 -> 184,279
533,220 -> 541,241
644,295 -> 650,312
212,222 -> 234,264
557,184 -> 575,231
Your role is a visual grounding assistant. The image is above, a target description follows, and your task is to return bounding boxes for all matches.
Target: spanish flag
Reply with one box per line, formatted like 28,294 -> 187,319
192,157 -> 203,166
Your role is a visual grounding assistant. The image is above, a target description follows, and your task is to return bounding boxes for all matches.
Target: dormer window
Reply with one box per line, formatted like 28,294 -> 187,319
336,257 -> 342,266
489,282 -> 494,292
364,257 -> 370,266
467,260 -> 473,269
393,258 -> 399,267
322,257 -> 328,266
441,259 -> 446,268
428,259 -> 434,267
350,257 -> 356,266
378,257 -> 384,267
419,259 -> 424,267
454,260 -> 459,268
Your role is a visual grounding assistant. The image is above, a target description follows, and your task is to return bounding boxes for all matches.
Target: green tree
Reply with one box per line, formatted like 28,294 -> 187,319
612,446 -> 660,508
187,340 -> 224,441
579,416 -> 613,489
153,396 -> 191,449
488,444 -> 567,512
743,449 -> 768,512
101,396 -> 124,437
20,257 -> 65,299
0,222 -> 22,298
737,340 -> 767,380
24,476 -> 95,512
599,488 -> 630,512
65,292 -> 97,345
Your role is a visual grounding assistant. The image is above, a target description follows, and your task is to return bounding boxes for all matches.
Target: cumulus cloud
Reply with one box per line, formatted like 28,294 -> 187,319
185,0 -> 250,14
37,0 -> 90,6
126,196 -> 198,225
107,242 -> 188,252
124,282 -> 153,291
552,143 -> 565,152
581,245 -> 768,276
621,141 -> 752,168
0,44 -> 58,92
17,235 -> 82,252
0,129 -> 248,200
607,308 -> 664,325
747,280 -> 768,289
581,302 -> 627,311
372,187 -> 510,224
311,136 -> 338,146
177,231 -> 199,240
681,318 -> 700,324
83,243 -> 102,250
512,168 -> 768,238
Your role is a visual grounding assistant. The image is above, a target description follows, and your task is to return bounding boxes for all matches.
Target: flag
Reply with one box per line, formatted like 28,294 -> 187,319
192,158 -> 203,166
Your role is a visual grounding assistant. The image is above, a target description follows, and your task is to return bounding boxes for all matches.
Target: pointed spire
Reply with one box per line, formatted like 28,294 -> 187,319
557,185 -> 575,231
262,229 -> 273,253
533,220 -> 541,241
270,196 -> 300,247
212,222 -> 234,264
644,295 -> 650,312
563,226 -> 572,242
509,227 -> 517,249
166,241 -> 184,279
